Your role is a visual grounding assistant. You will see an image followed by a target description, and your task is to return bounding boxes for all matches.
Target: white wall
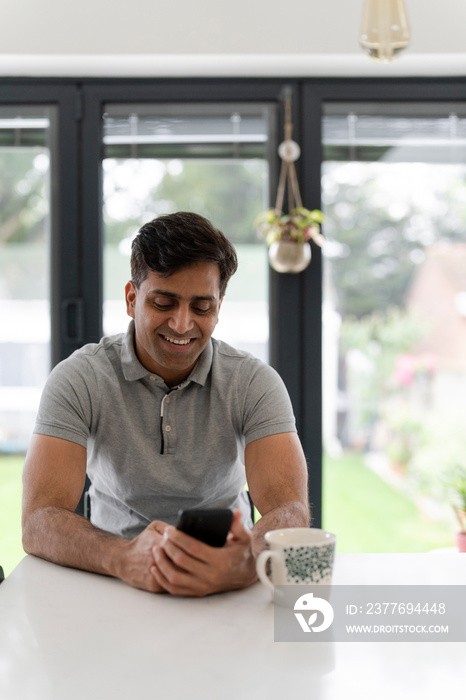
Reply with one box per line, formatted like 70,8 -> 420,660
1,0 -> 466,76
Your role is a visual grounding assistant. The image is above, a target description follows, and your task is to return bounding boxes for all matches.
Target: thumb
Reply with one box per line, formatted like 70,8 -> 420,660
228,509 -> 251,542
146,520 -> 169,537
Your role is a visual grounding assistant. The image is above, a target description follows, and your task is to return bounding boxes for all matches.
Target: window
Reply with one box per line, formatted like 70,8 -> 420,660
101,102 -> 276,361
322,102 -> 466,551
8,77 -> 466,572
0,104 -> 56,574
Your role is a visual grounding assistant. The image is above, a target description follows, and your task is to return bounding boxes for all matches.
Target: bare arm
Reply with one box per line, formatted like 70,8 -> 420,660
246,431 -> 310,555
22,434 -> 166,592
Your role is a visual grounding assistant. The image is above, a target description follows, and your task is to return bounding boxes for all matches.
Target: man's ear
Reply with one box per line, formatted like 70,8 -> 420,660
125,281 -> 137,319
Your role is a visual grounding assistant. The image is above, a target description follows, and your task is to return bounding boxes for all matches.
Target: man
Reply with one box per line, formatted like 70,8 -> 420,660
22,212 -> 309,596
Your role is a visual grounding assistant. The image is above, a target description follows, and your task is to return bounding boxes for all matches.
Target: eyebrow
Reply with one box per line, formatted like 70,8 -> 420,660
147,289 -> 218,303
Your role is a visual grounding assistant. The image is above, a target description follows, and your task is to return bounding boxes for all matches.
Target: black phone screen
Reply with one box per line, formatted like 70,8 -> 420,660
176,508 -> 233,547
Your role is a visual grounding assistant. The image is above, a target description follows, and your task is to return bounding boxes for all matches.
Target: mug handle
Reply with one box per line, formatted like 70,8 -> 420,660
256,550 -> 281,591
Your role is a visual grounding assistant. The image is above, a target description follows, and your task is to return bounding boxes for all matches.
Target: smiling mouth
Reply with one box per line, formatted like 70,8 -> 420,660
161,335 -> 194,346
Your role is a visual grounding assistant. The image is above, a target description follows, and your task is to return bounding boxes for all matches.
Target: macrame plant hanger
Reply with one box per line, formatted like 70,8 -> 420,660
256,89 -> 323,273
274,94 -> 303,216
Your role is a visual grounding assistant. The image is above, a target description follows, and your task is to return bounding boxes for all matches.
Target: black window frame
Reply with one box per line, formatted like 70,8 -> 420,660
0,80 -> 80,367
77,78 -> 321,521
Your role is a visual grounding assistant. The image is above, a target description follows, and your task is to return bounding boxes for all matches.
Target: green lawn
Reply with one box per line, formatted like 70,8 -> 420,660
322,451 -> 453,553
0,455 -> 25,577
0,450 -> 455,578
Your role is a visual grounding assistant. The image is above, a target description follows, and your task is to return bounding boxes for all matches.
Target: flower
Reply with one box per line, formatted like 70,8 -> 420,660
393,353 -> 437,387
255,207 -> 324,247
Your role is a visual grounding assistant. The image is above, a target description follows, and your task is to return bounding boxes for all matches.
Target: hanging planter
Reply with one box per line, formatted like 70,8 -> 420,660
268,240 -> 311,274
256,207 -> 324,273
255,92 -> 324,273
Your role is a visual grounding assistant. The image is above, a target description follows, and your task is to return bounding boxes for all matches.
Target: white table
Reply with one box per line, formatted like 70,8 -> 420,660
1,553 -> 466,700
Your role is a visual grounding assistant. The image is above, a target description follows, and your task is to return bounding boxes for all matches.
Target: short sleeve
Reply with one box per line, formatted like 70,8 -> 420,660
240,361 -> 297,445
33,354 -> 96,448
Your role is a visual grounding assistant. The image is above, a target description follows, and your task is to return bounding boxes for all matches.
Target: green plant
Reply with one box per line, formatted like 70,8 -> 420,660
444,464 -> 466,532
383,406 -> 425,469
255,207 -> 324,246
408,414 -> 466,504
340,307 -> 426,445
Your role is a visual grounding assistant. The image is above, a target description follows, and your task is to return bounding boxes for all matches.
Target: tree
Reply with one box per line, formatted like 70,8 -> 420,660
103,158 -> 268,247
0,149 -> 49,299
323,161 -> 466,318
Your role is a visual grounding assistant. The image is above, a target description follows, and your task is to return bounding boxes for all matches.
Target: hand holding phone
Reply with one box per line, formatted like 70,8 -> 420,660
176,508 -> 233,547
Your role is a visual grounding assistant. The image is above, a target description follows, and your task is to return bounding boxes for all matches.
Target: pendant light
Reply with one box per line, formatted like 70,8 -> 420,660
359,0 -> 410,63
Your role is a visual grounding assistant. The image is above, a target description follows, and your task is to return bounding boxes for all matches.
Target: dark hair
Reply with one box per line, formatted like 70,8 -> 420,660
131,212 -> 238,296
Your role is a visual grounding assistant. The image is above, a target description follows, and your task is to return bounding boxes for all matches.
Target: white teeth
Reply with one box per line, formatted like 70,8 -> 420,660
163,335 -> 192,345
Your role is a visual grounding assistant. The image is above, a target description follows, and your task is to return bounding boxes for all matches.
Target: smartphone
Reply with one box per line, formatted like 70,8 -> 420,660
176,508 -> 233,547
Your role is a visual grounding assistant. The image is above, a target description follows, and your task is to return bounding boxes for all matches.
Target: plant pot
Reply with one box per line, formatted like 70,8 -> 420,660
268,241 -> 311,273
455,531 -> 466,553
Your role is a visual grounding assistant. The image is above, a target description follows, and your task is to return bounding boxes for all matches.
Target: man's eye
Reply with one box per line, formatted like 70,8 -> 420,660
193,306 -> 210,314
154,302 -> 173,310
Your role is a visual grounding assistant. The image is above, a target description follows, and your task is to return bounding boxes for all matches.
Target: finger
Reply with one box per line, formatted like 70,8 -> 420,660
153,543 -> 196,582
150,564 -> 180,594
150,564 -> 204,597
159,537 -> 214,580
147,567 -> 169,594
162,525 -> 213,562
152,546 -> 205,596
148,520 -> 170,536
227,509 -> 251,543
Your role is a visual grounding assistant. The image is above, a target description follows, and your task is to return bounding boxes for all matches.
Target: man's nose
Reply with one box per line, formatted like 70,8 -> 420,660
167,305 -> 195,335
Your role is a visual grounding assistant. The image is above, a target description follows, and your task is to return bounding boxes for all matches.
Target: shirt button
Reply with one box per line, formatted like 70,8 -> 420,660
149,376 -> 156,381
165,425 -> 171,432
165,397 -> 170,404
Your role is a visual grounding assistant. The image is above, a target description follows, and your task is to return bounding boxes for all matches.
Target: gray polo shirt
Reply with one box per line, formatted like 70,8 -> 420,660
34,321 -> 297,539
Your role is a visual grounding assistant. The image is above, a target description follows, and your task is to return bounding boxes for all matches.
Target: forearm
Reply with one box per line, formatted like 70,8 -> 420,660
22,506 -> 127,578
251,500 -> 310,556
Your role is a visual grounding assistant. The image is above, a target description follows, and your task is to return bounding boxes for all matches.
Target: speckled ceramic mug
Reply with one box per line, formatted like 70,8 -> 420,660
256,528 -> 336,591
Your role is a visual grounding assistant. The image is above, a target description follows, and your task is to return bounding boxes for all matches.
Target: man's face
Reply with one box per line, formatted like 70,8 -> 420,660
125,262 -> 223,386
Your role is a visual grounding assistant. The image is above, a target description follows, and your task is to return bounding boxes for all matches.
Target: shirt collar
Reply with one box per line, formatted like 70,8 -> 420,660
121,321 -> 149,381
121,320 -> 213,386
186,338 -> 212,386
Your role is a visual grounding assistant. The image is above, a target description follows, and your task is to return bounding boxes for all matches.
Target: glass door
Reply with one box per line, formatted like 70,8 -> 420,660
321,103 -> 466,552
101,103 -> 276,362
0,105 -> 56,574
